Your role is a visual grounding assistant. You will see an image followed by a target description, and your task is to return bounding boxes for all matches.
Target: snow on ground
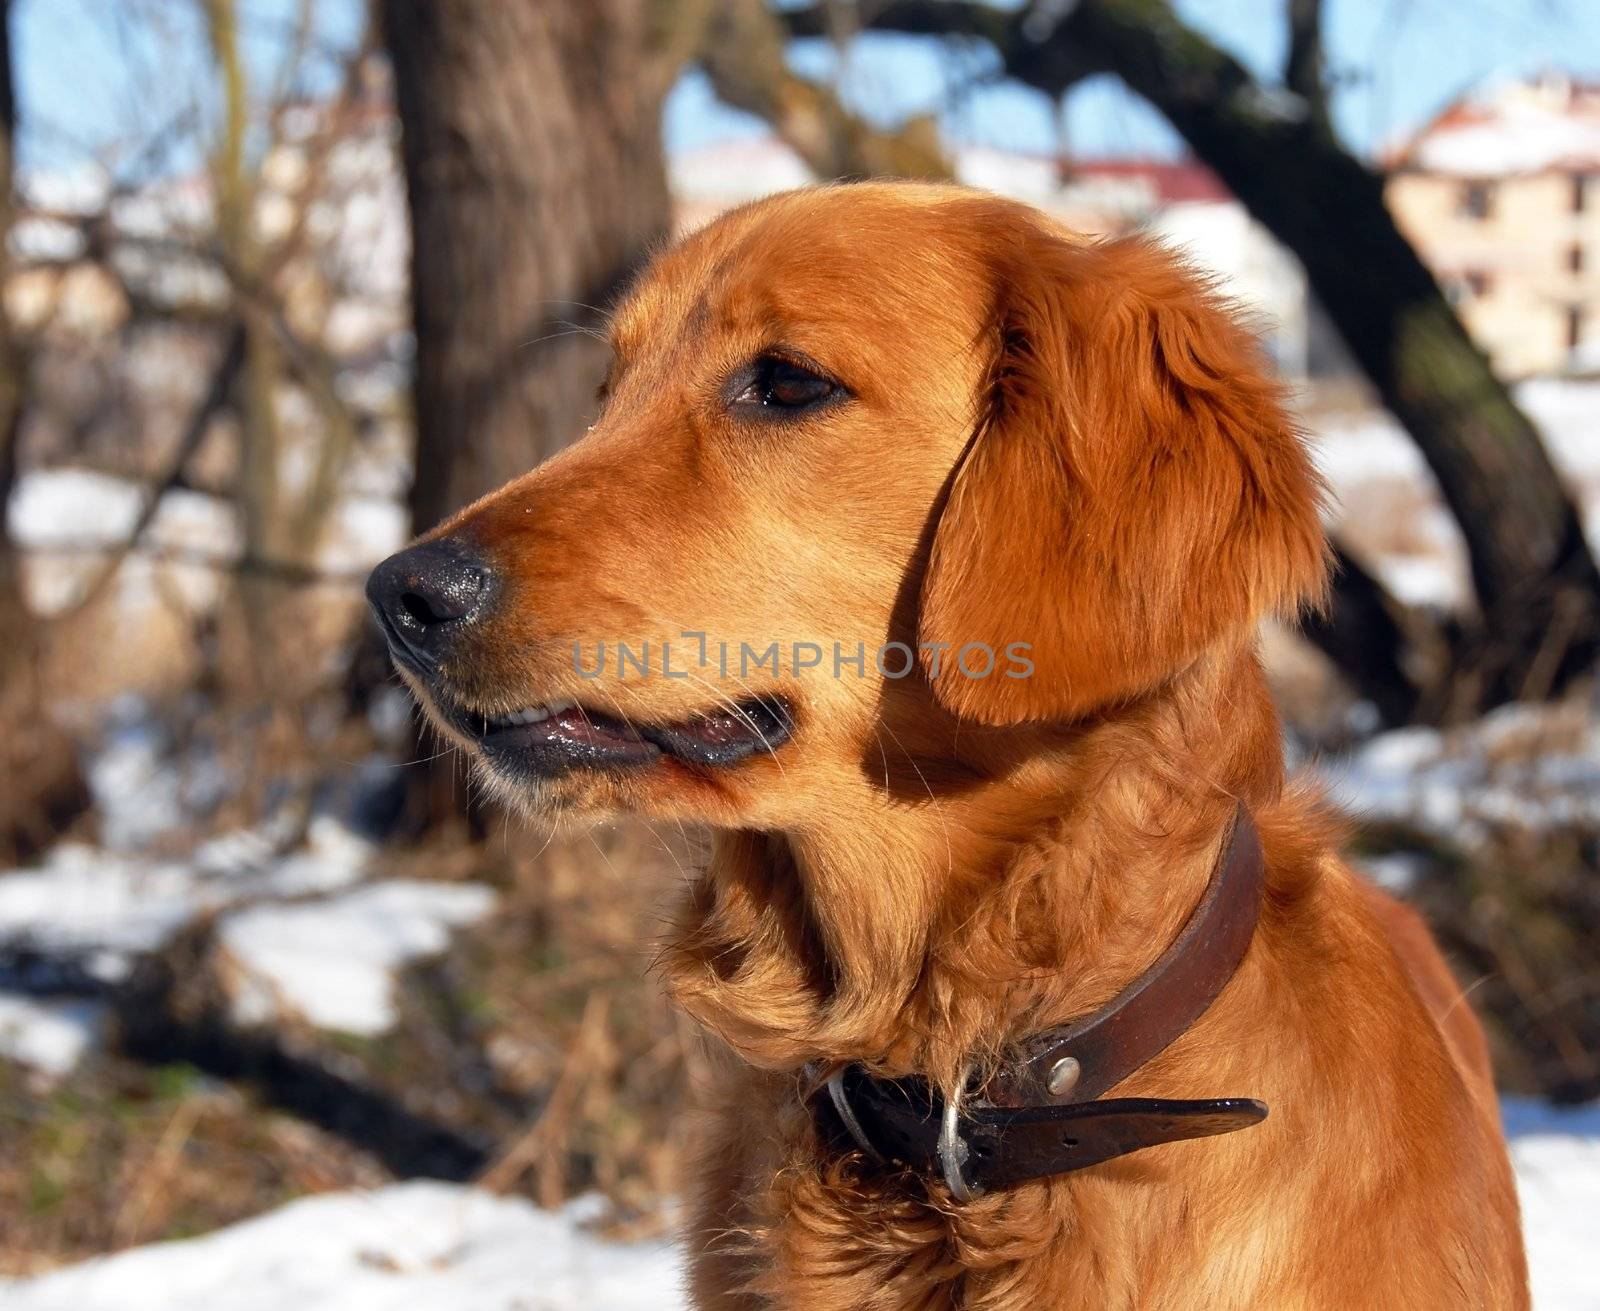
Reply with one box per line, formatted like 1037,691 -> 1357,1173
1311,377 -> 1600,495
5,466 -> 406,616
1307,378 -> 1600,613
0,816 -> 378,975
221,879 -> 496,1034
0,993 -> 102,1078
1320,700 -> 1600,846
6,468 -> 235,614
0,1183 -> 687,1311
0,815 -> 496,1071
0,690 -> 496,1075
1505,1099 -> 1600,1311
0,1113 -> 1594,1309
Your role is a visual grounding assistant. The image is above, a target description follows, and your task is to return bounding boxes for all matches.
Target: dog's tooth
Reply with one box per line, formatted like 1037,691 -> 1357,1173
542,699 -> 574,718
482,705 -> 558,729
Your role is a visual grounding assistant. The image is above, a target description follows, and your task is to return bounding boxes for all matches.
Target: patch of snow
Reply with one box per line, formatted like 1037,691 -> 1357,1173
1371,554 -> 1467,610
0,814 -> 373,982
1146,202 -> 1308,375
670,138 -> 812,207
1358,852 -> 1425,893
1308,409 -> 1427,487
7,466 -> 400,615
8,468 -> 145,547
8,471 -> 235,563
0,1182 -> 687,1311
318,495 -> 408,573
23,165 -> 114,215
1304,380 -> 1600,615
7,469 -> 238,614
1324,707 -> 1600,838
220,880 -> 496,1035
1503,1099 -> 1600,1311
0,995 -> 103,1078
87,699 -> 231,851
0,845 -> 223,968
0,1111 -> 1594,1308
0,805 -> 492,1067
1322,702 -> 1600,843
1518,380 -> 1600,486
954,145 -> 1063,201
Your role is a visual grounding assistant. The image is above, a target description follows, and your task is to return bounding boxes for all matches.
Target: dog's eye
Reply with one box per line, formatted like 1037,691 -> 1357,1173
731,356 -> 839,414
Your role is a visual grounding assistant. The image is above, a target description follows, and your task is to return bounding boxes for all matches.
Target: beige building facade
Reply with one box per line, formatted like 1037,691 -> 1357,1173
1386,74 -> 1600,378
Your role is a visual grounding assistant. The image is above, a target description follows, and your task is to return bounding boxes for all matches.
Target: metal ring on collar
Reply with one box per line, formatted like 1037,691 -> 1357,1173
825,1067 -> 885,1163
937,1092 -> 980,1202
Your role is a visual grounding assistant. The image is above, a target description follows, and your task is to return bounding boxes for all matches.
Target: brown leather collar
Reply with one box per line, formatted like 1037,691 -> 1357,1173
810,804 -> 1268,1199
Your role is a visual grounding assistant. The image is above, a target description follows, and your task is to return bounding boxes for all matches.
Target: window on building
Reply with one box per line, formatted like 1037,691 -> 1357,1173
1568,305 -> 1585,352
1459,181 -> 1494,220
1444,271 -> 1492,304
1573,173 -> 1590,214
1571,244 -> 1585,275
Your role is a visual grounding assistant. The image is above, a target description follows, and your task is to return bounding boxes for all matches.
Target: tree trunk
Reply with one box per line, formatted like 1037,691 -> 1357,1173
381,0 -> 675,536
0,0 -> 90,860
797,0 -> 1600,719
1298,545 -> 1424,727
379,0 -> 677,833
0,0 -> 23,630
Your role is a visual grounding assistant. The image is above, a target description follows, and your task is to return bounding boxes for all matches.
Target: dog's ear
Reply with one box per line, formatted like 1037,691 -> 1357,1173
918,225 -> 1328,726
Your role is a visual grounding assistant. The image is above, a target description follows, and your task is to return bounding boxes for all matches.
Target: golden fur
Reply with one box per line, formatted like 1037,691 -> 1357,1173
405,183 -> 1529,1308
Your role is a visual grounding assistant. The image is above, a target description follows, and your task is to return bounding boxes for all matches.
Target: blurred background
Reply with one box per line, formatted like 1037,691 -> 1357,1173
0,0 -> 1597,1306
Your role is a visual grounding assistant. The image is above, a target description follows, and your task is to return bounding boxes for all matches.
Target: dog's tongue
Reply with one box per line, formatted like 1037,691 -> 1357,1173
641,698 -> 792,766
545,705 -> 641,747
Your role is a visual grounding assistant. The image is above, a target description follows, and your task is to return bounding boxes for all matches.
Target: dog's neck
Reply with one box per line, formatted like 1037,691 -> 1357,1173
665,640 -> 1289,1092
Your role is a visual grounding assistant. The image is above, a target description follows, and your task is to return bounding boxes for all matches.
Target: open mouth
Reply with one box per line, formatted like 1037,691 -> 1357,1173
450,695 -> 794,779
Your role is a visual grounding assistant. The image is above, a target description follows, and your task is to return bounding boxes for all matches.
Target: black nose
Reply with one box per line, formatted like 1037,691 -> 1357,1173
365,539 -> 493,672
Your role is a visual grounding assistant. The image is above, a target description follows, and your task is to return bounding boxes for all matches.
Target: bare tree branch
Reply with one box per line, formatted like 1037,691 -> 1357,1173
26,536 -> 369,587
61,324 -> 248,618
699,0 -> 949,180
1285,0 -> 1327,119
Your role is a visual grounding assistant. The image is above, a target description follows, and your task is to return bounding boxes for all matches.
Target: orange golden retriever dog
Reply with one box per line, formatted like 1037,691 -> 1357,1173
367,183 -> 1528,1309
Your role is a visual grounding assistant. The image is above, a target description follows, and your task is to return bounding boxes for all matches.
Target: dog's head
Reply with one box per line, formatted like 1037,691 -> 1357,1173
367,184 -> 1327,828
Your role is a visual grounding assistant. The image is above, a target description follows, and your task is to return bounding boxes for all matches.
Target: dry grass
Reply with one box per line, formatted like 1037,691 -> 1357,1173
386,821 -> 707,1227
0,1059 -> 383,1275
1379,819 -> 1600,1102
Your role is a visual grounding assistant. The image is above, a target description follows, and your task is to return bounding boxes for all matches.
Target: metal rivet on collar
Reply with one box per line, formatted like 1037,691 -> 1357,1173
1046,1056 -> 1082,1097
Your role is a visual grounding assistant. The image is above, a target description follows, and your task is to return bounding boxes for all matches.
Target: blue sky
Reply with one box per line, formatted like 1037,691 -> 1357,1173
11,0 -> 1595,180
